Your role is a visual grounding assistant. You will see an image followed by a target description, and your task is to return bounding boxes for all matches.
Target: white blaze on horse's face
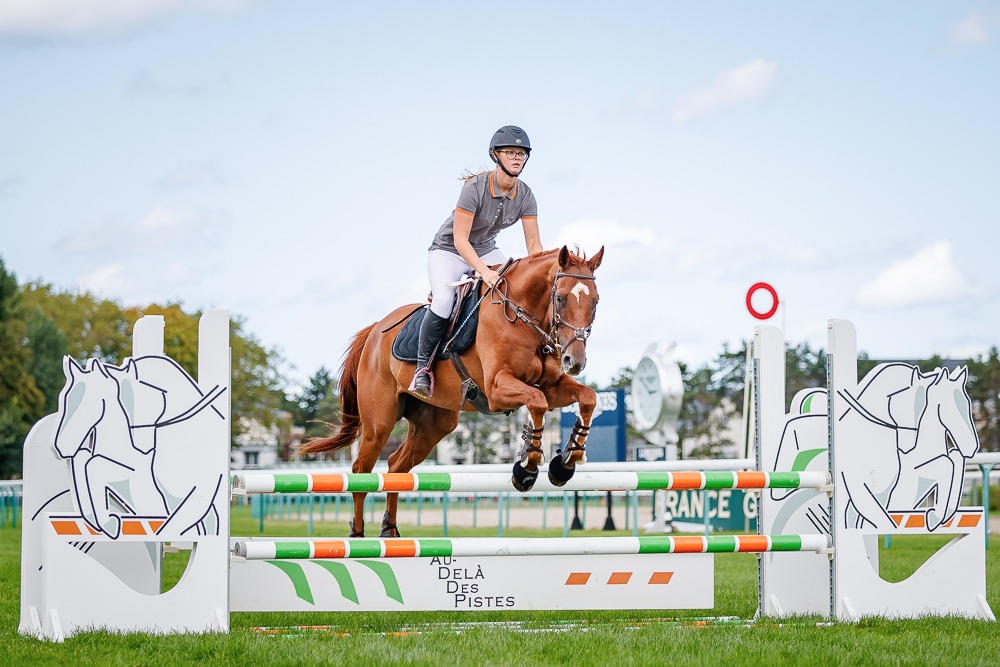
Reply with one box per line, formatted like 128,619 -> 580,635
555,278 -> 599,376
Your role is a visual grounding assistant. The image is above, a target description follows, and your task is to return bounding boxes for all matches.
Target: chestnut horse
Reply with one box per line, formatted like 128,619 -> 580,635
298,246 -> 604,537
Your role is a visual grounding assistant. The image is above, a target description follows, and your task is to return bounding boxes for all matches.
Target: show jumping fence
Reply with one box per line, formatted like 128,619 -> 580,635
16,310 -> 996,642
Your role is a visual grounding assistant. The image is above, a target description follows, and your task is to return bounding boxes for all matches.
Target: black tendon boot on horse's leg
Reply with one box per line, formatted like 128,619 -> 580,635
548,418 -> 590,487
380,510 -> 400,538
408,310 -> 449,399
512,423 -> 545,492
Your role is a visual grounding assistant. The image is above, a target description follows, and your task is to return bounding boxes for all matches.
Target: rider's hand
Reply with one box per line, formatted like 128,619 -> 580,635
482,269 -> 500,288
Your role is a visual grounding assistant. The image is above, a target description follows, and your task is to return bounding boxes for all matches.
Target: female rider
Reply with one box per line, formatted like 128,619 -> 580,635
409,125 -> 542,398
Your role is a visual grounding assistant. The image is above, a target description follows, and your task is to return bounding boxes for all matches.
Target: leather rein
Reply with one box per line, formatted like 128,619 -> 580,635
488,262 -> 597,359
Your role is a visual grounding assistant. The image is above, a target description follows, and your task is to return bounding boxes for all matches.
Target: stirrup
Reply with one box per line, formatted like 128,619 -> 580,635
408,367 -> 435,397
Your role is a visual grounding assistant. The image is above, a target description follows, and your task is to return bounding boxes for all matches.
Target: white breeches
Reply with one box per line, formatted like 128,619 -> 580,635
427,248 -> 507,318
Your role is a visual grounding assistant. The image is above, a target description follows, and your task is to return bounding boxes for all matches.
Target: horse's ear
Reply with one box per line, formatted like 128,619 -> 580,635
559,245 -> 571,268
587,246 -> 605,272
64,356 -> 84,378
952,366 -> 968,385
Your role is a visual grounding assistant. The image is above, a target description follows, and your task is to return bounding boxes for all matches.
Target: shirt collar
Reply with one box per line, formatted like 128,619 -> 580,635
489,170 -> 518,200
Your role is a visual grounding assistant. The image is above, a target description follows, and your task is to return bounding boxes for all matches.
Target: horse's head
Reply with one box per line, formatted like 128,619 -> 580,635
106,358 -> 168,454
550,245 -> 604,375
53,357 -> 120,459
924,366 -> 979,459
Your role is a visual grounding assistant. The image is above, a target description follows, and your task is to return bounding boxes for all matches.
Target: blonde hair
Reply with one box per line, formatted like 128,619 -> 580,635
459,169 -> 492,182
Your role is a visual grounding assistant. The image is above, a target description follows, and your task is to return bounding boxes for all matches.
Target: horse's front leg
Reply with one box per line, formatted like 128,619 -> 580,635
542,376 -> 597,487
488,369 -> 550,492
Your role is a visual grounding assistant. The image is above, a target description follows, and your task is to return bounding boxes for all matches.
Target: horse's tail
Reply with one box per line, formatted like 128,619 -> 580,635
296,322 -> 376,456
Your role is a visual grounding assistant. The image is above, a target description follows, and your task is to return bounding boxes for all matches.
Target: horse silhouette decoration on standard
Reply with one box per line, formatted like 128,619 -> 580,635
770,362 -> 979,535
48,354 -> 228,539
297,246 -> 605,538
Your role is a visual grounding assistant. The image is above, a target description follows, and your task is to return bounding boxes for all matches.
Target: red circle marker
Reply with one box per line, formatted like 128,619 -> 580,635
746,282 -> 779,320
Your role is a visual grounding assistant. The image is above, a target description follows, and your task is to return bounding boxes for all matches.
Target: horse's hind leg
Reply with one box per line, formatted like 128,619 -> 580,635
381,399 -> 460,537
350,452 -> 379,538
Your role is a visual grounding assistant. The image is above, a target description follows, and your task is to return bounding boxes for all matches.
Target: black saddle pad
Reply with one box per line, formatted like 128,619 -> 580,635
391,290 -> 481,363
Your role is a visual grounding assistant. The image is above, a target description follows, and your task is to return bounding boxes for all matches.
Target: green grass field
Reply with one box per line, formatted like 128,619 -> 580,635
1,514 -> 998,667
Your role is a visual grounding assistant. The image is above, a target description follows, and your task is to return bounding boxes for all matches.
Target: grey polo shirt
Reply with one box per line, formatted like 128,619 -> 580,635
429,170 -> 538,256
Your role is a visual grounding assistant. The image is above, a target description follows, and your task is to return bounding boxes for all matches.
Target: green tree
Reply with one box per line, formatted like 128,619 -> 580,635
21,282 -> 131,362
0,260 -> 46,477
967,347 -> 1000,452
24,307 -> 69,413
287,366 -> 341,439
784,341 -> 827,407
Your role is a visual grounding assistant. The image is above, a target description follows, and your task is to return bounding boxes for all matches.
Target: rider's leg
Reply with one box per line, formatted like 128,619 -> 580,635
410,250 -> 468,398
409,310 -> 449,397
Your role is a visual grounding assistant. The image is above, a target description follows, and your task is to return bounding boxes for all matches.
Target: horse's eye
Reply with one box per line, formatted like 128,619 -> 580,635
555,294 -> 566,307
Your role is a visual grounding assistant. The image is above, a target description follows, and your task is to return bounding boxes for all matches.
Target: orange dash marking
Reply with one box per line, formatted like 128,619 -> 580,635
51,520 -> 83,536
649,571 -> 673,585
565,572 -> 591,585
121,520 -> 147,536
608,572 -> 632,585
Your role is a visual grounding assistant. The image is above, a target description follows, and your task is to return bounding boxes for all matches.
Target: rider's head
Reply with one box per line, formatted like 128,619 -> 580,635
489,125 -> 531,178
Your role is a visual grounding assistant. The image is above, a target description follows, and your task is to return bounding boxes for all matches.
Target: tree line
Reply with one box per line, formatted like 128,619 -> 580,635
2,256 -> 998,478
0,258 -> 336,477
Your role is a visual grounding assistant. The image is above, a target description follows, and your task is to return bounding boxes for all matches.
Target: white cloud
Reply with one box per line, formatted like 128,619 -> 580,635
857,241 -> 973,308
54,206 -> 230,256
553,218 -> 656,256
671,58 -> 778,126
78,262 -> 128,295
0,0 -> 244,38
950,13 -> 990,44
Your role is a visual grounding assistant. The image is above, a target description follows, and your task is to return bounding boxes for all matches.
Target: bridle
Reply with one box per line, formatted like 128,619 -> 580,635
489,264 -> 597,358
548,271 -> 597,356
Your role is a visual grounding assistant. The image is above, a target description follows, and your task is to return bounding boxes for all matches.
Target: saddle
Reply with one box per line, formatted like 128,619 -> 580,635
389,260 -> 514,414
390,280 -> 482,363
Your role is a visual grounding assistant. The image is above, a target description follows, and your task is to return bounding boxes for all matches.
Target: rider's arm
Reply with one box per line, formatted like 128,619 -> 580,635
522,216 -> 542,255
453,210 -> 501,286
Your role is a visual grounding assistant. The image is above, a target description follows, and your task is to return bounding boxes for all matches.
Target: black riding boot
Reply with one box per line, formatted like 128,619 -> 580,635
408,310 -> 449,398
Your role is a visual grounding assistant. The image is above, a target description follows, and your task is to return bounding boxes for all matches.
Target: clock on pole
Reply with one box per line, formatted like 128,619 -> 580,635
629,342 -> 683,460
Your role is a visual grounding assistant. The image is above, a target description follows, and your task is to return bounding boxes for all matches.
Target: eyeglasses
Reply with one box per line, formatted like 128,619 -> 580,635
497,149 -> 527,160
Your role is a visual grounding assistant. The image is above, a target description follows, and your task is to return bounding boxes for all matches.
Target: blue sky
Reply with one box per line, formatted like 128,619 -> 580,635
2,1 -> 998,389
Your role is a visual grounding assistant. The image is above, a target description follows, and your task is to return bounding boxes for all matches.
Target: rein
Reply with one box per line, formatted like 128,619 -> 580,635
488,263 -> 597,358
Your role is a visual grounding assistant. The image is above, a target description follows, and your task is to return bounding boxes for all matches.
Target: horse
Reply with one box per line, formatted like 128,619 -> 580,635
297,246 -> 604,538
52,355 -> 227,538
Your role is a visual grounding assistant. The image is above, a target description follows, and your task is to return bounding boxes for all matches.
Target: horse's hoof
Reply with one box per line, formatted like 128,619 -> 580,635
101,515 -> 122,539
380,510 -> 400,538
926,509 -> 941,531
547,450 -> 576,487
511,460 -> 538,492
349,518 -> 364,538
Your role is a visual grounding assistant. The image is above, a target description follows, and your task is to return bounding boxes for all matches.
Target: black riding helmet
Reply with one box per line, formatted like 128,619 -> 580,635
489,125 -> 531,177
